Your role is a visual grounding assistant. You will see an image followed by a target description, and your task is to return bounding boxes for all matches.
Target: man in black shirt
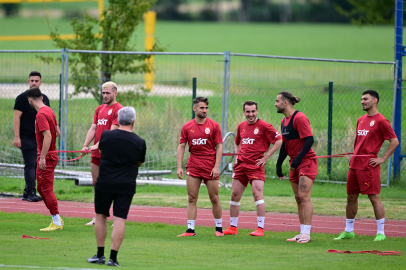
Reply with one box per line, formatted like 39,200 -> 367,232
13,71 -> 50,202
87,106 -> 146,267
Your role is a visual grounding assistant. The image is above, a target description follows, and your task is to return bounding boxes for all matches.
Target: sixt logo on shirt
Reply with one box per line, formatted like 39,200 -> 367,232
97,119 -> 108,125
192,138 -> 208,145
357,129 -> 369,136
242,138 -> 255,144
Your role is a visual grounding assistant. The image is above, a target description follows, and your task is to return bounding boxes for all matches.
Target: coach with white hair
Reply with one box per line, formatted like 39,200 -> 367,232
87,106 -> 146,267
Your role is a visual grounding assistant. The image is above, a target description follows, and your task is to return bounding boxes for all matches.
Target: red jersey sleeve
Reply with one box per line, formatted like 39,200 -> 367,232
293,113 -> 313,139
92,106 -> 100,125
36,112 -> 50,132
179,125 -> 188,144
213,123 -> 223,145
263,123 -> 282,144
380,118 -> 397,140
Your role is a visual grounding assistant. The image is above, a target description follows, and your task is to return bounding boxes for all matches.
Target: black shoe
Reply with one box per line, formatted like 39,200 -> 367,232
27,190 -> 40,202
22,191 -> 28,201
87,255 -> 105,264
107,259 -> 120,267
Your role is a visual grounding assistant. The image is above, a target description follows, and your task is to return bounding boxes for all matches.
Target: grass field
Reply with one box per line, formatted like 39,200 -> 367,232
0,212 -> 405,270
1,176 -> 406,219
0,17 -> 397,61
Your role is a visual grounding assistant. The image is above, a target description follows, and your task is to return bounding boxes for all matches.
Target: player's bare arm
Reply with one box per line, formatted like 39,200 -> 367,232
211,143 -> 223,179
138,162 -> 144,167
177,143 -> 186,179
255,139 -> 282,167
234,142 -> 241,165
13,110 -> 23,148
39,130 -> 52,170
111,124 -> 119,130
369,137 -> 399,167
55,125 -> 61,138
276,141 -> 288,180
82,124 -> 97,155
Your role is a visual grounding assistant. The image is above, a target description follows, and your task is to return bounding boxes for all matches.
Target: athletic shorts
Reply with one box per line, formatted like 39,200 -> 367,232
347,167 -> 381,195
91,157 -> 100,166
186,166 -> 219,184
94,188 -> 134,219
232,161 -> 265,187
289,158 -> 318,183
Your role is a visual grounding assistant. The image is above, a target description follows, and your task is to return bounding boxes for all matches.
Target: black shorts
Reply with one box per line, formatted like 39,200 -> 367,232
94,188 -> 134,219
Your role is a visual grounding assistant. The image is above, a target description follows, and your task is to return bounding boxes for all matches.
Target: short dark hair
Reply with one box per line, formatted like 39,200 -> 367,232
243,100 -> 258,111
193,96 -> 209,106
26,88 -> 42,99
278,91 -> 301,105
362,90 -> 379,103
29,71 -> 41,78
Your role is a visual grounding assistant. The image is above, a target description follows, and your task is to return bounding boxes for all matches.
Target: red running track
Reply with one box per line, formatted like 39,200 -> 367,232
1,197 -> 406,237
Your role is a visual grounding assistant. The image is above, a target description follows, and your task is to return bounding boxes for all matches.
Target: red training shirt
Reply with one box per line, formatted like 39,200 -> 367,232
179,118 -> 223,170
349,113 -> 397,170
91,102 -> 123,159
235,119 -> 281,165
35,106 -> 58,161
281,111 -> 316,161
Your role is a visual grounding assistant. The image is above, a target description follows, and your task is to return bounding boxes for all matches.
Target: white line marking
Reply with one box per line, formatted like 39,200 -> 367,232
0,264 -> 99,270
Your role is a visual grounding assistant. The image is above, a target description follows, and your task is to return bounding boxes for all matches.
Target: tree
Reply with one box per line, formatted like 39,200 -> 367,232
47,0 -> 160,104
335,0 -> 395,25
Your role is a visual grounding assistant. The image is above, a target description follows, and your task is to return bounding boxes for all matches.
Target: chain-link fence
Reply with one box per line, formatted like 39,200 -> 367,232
0,50 -> 403,185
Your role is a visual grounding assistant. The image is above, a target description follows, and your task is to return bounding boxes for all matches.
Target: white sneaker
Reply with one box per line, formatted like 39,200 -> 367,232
287,234 -> 301,242
85,217 -> 96,226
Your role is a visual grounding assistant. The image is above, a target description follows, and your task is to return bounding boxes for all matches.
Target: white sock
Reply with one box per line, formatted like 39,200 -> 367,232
230,217 -> 238,227
377,218 -> 385,235
215,218 -> 222,228
187,220 -> 195,230
52,214 -> 61,226
257,217 -> 265,229
345,219 -> 355,232
303,225 -> 311,234
300,224 -> 304,234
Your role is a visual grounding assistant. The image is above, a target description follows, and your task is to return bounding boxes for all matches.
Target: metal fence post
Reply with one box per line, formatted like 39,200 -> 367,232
221,51 -> 230,135
63,48 -> 69,167
387,60 -> 399,186
192,77 -> 196,119
327,82 -> 333,175
220,51 -> 231,173
393,0 -> 403,178
59,48 -> 65,165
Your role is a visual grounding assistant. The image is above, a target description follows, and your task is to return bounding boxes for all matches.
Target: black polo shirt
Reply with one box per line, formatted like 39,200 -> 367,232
96,129 -> 146,195
14,90 -> 50,138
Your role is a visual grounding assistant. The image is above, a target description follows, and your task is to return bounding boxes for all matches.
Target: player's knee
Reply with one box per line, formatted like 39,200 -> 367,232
298,193 -> 310,203
188,194 -> 198,204
209,194 -> 220,205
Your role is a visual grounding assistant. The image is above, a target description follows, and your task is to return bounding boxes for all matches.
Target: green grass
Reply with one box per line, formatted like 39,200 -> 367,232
0,212 -> 405,270
2,176 -> 406,219
0,19 -> 397,61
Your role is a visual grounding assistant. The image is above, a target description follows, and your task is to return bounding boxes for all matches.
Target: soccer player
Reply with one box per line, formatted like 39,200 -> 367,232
26,88 -> 63,231
176,96 -> 224,237
13,71 -> 50,202
275,91 -> 317,243
334,90 -> 398,242
87,107 -> 146,267
223,100 -> 282,237
82,81 -> 123,226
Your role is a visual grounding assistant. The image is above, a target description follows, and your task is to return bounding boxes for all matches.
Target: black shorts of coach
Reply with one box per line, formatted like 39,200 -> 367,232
94,188 -> 134,219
